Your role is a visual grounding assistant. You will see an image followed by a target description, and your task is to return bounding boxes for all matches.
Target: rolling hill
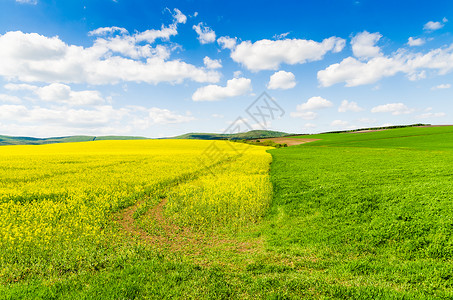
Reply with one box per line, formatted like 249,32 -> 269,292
171,130 -> 291,140
0,135 -> 148,146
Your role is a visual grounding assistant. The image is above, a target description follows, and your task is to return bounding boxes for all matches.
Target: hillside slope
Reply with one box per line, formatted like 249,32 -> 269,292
0,135 -> 147,146
172,130 -> 291,140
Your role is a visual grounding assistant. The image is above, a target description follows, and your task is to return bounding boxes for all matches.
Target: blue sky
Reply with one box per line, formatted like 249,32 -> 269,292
0,0 -> 452,137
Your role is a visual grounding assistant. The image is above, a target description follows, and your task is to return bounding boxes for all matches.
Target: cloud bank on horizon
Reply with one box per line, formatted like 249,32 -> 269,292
0,0 -> 451,137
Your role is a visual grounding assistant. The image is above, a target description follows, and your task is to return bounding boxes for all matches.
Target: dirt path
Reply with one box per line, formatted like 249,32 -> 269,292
118,198 -> 264,266
254,137 -> 321,146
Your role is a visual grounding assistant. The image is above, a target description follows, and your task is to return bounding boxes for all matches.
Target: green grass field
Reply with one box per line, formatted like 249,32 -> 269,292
265,126 -> 453,298
1,126 -> 452,299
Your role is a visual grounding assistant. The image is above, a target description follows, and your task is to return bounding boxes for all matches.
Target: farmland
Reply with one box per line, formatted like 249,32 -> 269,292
1,126 -> 452,299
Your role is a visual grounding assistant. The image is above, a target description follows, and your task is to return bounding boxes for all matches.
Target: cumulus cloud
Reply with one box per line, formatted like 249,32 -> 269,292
192,77 -> 252,101
296,96 -> 333,111
424,20 -> 445,31
267,71 -> 296,90
331,120 -> 349,127
89,26 -> 129,36
5,83 -> 106,106
290,96 -> 332,119
318,44 -> 453,87
0,94 -> 21,104
408,37 -> 425,47
203,56 -> 222,69
290,111 -> 318,119
0,31 -> 220,85
4,83 -> 37,91
431,83 -> 451,90
338,100 -> 364,112
193,22 -> 216,44
371,103 -> 414,115
172,8 -> 187,24
230,37 -> 345,71
417,112 -> 446,118
358,117 -> 377,124
148,107 -> 194,124
217,36 -> 237,50
0,103 -> 194,137
351,31 -> 382,59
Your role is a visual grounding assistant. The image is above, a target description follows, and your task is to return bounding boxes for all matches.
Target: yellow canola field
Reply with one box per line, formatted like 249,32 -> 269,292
0,140 -> 272,270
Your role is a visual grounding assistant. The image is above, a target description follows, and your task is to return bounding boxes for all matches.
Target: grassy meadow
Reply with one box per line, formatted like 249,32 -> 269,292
0,126 -> 452,299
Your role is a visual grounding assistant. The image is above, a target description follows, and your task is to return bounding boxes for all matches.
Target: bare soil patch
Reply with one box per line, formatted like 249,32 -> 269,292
254,137 -> 321,146
118,199 -> 264,267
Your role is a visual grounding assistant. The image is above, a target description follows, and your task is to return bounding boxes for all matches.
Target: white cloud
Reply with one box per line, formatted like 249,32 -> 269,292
217,36 -> 237,50
424,21 -> 444,31
172,8 -> 187,24
304,123 -> 316,128
331,120 -> 349,127
431,83 -> 451,90
0,104 -> 127,129
267,71 -> 296,90
273,32 -> 290,40
16,0 -> 37,4
134,27 -> 178,44
38,84 -> 105,106
230,37 -> 345,71
290,111 -> 318,120
408,37 -> 425,46
318,45 -> 453,87
203,56 -> 222,69
0,103 -> 194,137
351,31 -> 382,59
290,97 -> 331,120
233,70 -> 242,78
5,83 -> 106,106
358,117 -> 377,124
296,96 -> 333,111
407,70 -> 426,81
0,31 -> 220,85
148,107 -> 194,124
193,22 -> 216,44
417,112 -> 446,118
338,100 -> 364,112
4,83 -> 37,91
290,111 -> 317,120
88,27 -> 129,36
0,94 -> 21,104
192,77 -> 252,101
371,103 -> 414,115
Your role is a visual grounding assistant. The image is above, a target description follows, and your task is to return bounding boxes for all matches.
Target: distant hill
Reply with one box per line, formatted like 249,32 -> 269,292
0,135 -> 147,146
172,130 -> 291,140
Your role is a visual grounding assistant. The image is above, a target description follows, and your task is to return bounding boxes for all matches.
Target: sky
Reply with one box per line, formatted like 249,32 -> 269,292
0,0 -> 452,138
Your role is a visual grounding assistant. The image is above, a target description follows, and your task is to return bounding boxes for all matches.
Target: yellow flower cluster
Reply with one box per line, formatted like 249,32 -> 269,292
166,144 -> 273,229
0,140 -> 272,269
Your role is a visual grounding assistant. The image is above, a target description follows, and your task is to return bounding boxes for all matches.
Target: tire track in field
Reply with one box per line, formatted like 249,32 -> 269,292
118,197 -> 263,266
117,153 -> 264,265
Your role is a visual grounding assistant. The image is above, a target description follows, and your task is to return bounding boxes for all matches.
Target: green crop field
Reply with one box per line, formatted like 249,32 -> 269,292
266,126 -> 453,298
1,126 -> 452,299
